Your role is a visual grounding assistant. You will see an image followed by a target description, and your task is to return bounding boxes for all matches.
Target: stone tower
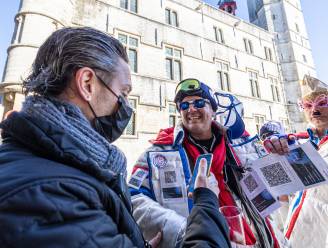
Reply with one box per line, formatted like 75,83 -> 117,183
247,0 -> 316,132
0,0 -> 74,117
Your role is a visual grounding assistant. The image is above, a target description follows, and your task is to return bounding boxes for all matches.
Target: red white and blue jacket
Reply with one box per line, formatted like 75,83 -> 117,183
129,121 -> 283,248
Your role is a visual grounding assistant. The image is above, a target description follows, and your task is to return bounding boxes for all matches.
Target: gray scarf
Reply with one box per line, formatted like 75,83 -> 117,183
22,95 -> 127,176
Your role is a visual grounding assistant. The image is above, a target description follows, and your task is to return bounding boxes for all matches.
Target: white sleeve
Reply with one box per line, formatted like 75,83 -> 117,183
132,193 -> 187,248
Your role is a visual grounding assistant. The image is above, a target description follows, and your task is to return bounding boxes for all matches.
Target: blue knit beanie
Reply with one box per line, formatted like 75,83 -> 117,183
174,79 -> 218,112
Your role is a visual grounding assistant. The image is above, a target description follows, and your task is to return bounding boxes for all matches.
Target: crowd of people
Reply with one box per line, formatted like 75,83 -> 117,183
0,27 -> 327,248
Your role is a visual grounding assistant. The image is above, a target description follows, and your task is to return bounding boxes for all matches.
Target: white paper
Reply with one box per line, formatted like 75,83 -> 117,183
240,170 -> 281,217
240,141 -> 328,217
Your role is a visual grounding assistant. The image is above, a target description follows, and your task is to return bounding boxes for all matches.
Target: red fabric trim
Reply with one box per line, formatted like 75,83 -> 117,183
319,135 -> 328,147
285,191 -> 307,239
149,127 -> 174,145
131,165 -> 149,175
242,130 -> 250,137
289,132 -> 309,140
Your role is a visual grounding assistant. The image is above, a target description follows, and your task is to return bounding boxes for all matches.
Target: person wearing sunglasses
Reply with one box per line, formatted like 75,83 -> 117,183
129,78 -> 283,248
263,75 -> 328,248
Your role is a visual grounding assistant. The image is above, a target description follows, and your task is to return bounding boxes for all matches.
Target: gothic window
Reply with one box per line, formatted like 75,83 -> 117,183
270,77 -> 281,102
217,62 -> 230,92
265,47 -> 273,61
243,38 -> 248,53
120,0 -> 137,13
249,71 -> 260,98
248,40 -> 253,54
165,46 -> 182,81
214,26 -> 225,44
165,8 -> 179,27
243,38 -> 253,54
118,33 -> 139,73
123,98 -> 137,136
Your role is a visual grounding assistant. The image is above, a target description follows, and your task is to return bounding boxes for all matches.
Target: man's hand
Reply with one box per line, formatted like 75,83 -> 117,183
263,135 -> 295,155
188,158 -> 219,198
278,195 -> 289,202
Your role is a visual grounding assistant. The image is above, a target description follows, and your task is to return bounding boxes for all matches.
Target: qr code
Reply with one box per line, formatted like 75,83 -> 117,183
129,177 -> 141,188
135,170 -> 146,178
244,174 -> 259,193
164,171 -> 177,184
260,162 -> 292,187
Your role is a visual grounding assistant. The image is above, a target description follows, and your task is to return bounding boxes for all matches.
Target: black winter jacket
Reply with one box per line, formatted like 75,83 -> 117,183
0,111 -> 230,248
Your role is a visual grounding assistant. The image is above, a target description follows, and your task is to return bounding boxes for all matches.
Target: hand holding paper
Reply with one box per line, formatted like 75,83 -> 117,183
188,154 -> 219,198
194,158 -> 208,189
263,135 -> 291,155
240,141 -> 328,217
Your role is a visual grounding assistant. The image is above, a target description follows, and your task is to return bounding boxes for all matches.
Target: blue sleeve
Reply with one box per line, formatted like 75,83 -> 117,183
0,180 -> 139,248
181,188 -> 231,248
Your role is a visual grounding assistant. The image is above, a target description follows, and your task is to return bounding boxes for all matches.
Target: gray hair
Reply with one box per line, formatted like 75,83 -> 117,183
23,27 -> 128,96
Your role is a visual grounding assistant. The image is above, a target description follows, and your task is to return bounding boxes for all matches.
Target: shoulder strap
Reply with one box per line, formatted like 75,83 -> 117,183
224,143 -> 275,248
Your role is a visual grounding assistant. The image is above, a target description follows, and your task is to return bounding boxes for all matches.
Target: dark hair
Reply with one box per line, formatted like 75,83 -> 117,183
23,27 -> 128,96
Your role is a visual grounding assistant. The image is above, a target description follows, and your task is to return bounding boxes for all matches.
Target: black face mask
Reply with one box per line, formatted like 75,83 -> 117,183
89,77 -> 133,143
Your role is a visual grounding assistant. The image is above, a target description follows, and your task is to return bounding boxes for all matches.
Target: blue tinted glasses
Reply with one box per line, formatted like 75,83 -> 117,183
179,99 -> 210,111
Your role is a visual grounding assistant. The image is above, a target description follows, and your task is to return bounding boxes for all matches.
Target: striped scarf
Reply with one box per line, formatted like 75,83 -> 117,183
12,95 -> 127,176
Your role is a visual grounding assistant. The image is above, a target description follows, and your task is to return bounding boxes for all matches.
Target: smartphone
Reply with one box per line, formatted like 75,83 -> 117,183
188,153 -> 213,193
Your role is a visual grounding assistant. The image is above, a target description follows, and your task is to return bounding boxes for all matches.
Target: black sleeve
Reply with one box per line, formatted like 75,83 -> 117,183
0,180 -> 138,248
181,188 -> 231,248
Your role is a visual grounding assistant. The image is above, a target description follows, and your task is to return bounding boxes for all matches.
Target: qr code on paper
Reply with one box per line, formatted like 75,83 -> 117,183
164,171 -> 177,184
135,170 -> 146,178
260,162 -> 292,187
129,177 -> 141,188
244,174 -> 259,193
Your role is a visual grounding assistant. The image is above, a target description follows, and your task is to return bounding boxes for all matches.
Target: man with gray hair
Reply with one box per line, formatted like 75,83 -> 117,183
0,27 -> 231,248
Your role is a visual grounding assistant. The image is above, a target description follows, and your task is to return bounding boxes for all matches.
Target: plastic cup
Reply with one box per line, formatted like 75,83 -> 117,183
219,206 -> 246,245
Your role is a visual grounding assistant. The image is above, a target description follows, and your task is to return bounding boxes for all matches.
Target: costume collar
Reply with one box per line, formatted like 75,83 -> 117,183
307,127 -> 328,144
172,120 -> 226,148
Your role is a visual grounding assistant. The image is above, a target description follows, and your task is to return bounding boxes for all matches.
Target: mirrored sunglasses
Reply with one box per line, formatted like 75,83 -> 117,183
175,79 -> 201,94
179,98 -> 210,111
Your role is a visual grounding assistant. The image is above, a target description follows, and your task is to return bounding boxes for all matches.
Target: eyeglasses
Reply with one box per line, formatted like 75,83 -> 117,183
95,74 -> 131,106
175,79 -> 201,94
299,95 -> 328,110
179,98 -> 210,111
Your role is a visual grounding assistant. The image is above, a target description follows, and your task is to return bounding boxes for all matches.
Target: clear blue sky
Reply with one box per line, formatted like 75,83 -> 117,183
0,0 -> 327,82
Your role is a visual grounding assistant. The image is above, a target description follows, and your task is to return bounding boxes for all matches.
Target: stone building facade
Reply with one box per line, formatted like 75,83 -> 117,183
0,0 -> 316,168
248,0 -> 316,132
